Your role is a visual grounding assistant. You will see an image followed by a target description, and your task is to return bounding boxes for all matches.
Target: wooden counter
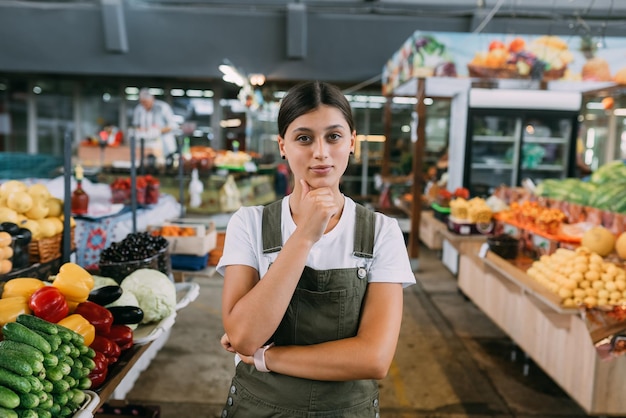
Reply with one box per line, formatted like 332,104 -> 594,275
458,246 -> 626,416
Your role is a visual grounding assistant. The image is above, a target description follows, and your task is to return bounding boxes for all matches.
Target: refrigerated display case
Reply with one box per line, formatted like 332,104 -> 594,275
463,89 -> 582,197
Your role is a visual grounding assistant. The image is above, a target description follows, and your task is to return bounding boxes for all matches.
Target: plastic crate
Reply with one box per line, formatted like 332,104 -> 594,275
0,152 -> 63,179
171,253 -> 209,271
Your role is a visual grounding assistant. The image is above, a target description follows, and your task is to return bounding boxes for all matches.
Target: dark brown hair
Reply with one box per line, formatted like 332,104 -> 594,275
277,81 -> 355,138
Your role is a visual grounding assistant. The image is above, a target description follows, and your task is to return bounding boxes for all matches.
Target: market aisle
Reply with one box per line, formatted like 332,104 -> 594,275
124,246 -> 604,418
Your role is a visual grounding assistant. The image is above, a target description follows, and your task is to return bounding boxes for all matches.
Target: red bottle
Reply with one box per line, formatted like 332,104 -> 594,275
71,165 -> 89,215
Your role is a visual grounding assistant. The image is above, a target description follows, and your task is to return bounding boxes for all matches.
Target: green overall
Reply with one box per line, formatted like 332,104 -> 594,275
221,200 -> 381,417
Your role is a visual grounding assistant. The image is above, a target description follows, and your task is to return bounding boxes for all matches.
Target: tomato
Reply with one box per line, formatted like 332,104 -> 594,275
489,40 -> 506,51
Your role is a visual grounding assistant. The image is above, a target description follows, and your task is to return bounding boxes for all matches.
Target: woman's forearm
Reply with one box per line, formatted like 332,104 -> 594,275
264,283 -> 404,381
223,230 -> 315,355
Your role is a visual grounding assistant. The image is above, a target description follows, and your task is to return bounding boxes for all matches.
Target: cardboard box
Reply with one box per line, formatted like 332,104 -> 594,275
150,221 -> 217,256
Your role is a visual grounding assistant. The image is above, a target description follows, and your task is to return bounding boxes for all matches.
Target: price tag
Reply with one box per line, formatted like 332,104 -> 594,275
479,242 -> 489,259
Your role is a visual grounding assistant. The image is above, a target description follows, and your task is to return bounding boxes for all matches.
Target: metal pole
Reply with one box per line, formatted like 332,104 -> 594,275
62,127 -> 72,263
178,135 -> 185,219
130,133 -> 137,233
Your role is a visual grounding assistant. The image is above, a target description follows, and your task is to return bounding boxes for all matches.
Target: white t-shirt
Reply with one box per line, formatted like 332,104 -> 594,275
217,196 -> 416,287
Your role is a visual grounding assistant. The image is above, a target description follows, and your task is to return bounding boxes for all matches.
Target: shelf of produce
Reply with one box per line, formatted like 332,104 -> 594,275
457,248 -> 626,416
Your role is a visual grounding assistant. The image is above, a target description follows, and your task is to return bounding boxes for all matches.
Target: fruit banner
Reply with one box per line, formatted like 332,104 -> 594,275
382,30 -> 626,95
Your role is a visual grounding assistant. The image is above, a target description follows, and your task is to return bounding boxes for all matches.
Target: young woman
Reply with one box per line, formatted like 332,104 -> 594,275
217,81 -> 416,417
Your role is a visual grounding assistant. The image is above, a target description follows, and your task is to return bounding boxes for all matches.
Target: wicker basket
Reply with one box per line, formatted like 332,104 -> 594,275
29,227 -> 76,264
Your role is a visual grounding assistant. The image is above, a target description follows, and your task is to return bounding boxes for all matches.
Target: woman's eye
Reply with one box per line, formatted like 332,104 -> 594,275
296,135 -> 311,143
328,133 -> 341,141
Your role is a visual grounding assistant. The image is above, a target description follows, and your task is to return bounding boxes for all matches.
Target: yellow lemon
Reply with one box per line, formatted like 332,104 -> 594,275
27,183 -> 51,201
46,197 -> 63,218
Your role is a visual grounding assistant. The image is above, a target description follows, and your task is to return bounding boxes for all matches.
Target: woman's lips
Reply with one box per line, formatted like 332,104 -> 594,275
310,165 -> 332,175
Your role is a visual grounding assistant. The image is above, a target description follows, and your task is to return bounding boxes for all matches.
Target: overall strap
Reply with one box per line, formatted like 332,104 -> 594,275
353,203 -> 375,259
262,200 -> 376,258
262,200 -> 283,254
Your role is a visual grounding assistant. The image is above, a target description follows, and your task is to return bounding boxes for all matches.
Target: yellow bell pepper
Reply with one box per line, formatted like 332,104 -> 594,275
52,262 -> 95,304
1,278 -> 45,299
0,297 -> 32,327
57,313 -> 96,346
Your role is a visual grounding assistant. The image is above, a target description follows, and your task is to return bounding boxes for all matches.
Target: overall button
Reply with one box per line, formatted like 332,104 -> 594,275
357,267 -> 367,279
227,397 -> 233,406
373,398 -> 379,407
221,410 -> 228,417
230,385 -> 237,394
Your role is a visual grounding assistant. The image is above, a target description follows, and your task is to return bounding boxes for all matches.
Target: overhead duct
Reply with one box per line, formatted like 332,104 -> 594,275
101,0 -> 129,53
286,2 -> 307,59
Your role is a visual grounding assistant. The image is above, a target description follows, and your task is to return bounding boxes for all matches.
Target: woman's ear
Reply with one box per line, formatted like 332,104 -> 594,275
350,131 -> 356,154
277,136 -> 286,158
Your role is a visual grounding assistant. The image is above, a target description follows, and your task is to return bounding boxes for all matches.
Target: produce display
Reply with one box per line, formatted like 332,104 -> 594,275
526,246 -> 626,308
98,232 -> 169,283
535,160 -> 626,215
109,175 -> 160,206
0,314 -> 97,418
0,255 -> 180,409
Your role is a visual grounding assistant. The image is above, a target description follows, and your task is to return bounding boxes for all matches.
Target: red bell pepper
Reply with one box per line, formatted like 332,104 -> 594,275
28,286 -> 69,323
87,350 -> 109,389
90,335 -> 121,365
101,324 -> 134,351
74,301 -> 114,334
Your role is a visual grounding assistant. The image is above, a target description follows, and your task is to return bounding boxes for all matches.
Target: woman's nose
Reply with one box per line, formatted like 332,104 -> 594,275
313,139 -> 327,158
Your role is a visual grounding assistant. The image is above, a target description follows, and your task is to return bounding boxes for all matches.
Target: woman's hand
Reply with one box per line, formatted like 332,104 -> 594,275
221,332 -> 255,365
296,179 -> 339,242
220,333 -> 236,353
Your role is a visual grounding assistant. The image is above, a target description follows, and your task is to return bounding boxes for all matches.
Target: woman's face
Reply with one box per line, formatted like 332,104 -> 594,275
279,105 -> 355,190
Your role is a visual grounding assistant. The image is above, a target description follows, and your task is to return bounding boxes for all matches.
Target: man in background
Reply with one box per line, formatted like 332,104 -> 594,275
132,88 -> 178,164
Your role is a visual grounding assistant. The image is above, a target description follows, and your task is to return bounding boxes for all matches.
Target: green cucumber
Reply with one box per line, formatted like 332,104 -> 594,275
0,386 -> 20,409
38,396 -> 52,410
0,350 -> 34,376
33,408 -> 51,418
14,409 -> 37,418
42,353 -> 58,368
83,347 -> 95,359
79,357 -> 95,372
0,369 -> 31,394
44,366 -> 63,382
68,345 -> 80,359
46,404 -> 60,417
70,388 -> 85,406
33,330 -> 60,352
34,390 -> 47,405
39,380 -> 52,394
50,378 -> 69,394
17,391 -> 39,409
1,322 -> 51,354
78,344 -> 89,356
0,341 -> 44,363
52,392 -> 68,407
77,377 -> 91,390
23,376 -> 41,393
54,327 -> 72,344
59,406 -> 72,417
0,406 -> 17,418
63,375 -> 76,389
0,348 -> 43,376
53,343 -> 71,358
15,314 -> 58,336
55,325 -> 83,347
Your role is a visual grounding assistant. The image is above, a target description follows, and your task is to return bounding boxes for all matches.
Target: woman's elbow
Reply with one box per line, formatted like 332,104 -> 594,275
365,349 -> 394,380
